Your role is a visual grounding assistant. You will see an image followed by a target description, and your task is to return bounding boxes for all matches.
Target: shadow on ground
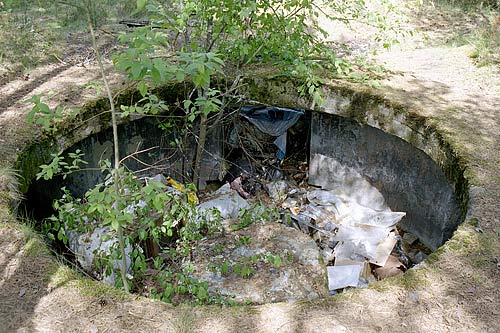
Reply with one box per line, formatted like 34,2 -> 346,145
0,226 -> 54,332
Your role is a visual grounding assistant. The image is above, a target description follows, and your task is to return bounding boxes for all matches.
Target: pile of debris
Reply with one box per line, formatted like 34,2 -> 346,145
64,106 -> 430,300
265,153 -> 412,292
188,152 -> 427,295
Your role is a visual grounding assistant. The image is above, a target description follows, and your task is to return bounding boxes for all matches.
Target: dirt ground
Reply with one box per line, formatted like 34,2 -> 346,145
0,1 -> 499,332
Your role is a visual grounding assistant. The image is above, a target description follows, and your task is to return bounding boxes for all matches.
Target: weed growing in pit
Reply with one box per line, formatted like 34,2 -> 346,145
37,150 -> 87,180
236,236 -> 252,247
230,205 -> 280,231
208,251 -> 288,280
41,160 -> 228,303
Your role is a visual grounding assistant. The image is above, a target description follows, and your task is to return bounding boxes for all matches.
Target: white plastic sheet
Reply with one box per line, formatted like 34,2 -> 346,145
306,153 -> 407,270
327,265 -> 362,290
196,184 -> 251,221
309,153 -> 388,210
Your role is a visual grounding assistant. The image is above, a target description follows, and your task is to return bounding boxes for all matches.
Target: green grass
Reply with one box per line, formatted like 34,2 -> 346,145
430,1 -> 500,66
467,26 -> 500,66
431,0 -> 499,12
447,24 -> 500,67
0,1 -> 138,71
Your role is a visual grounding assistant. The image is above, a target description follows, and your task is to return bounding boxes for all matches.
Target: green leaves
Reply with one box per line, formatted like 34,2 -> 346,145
137,0 -> 147,12
36,150 -> 87,180
25,94 -> 65,133
178,51 -> 225,89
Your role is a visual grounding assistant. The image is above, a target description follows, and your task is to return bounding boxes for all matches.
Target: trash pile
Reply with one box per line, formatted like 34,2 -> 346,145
64,106 -> 430,301
270,153 -> 410,292
191,151 -> 427,295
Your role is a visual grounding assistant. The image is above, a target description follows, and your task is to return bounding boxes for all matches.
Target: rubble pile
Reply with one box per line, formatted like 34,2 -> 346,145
65,106 -> 431,301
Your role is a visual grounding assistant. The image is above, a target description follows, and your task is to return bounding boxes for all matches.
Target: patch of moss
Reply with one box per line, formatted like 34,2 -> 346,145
22,236 -> 50,257
436,224 -> 498,270
47,263 -> 126,300
369,267 -> 428,292
47,265 -> 78,289
426,246 -> 446,266
368,280 -> 391,292
397,269 -> 428,290
14,138 -> 59,193
73,277 -> 126,300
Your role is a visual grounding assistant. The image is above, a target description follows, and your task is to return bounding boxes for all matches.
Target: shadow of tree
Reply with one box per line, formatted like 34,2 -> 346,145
0,226 -> 54,332
0,63 -> 74,112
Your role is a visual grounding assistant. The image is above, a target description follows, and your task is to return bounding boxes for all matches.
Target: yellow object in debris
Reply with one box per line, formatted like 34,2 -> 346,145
166,176 -> 185,192
165,176 -> 198,205
187,192 -> 199,205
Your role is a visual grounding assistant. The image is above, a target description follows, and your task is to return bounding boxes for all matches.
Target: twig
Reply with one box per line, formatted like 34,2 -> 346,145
119,146 -> 159,165
87,5 -> 129,293
52,54 -> 67,65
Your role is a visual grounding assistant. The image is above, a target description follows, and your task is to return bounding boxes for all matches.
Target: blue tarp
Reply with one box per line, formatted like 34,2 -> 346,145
240,106 -> 304,159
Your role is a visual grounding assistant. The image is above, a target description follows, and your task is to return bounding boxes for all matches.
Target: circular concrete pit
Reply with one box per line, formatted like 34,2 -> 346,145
16,81 -> 468,304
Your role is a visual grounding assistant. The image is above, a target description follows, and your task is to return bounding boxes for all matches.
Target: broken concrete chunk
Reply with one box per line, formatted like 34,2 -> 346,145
408,250 -> 427,265
402,232 -> 419,246
327,265 -> 362,291
146,174 -> 166,184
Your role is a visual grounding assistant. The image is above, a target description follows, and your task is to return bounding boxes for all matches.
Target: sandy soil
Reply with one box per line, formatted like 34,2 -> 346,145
0,2 -> 499,332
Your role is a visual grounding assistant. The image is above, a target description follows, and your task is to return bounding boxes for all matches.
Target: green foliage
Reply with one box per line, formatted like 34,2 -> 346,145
25,94 -> 66,132
230,204 -> 280,231
112,0 -> 409,116
42,161 -> 226,303
230,209 -> 255,231
264,253 -> 282,268
36,150 -> 87,180
208,250 -> 287,280
236,235 -> 252,247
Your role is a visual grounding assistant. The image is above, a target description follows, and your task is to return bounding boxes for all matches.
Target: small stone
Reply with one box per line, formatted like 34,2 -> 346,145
18,287 -> 26,297
148,174 -> 166,184
407,291 -> 419,303
402,232 -> 418,245
413,251 -> 427,264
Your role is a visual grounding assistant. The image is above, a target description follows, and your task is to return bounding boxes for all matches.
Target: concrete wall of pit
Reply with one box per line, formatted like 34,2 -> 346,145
15,77 -> 469,251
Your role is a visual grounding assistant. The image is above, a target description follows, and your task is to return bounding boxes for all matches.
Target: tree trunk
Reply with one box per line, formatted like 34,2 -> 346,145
87,10 -> 129,293
192,112 -> 207,189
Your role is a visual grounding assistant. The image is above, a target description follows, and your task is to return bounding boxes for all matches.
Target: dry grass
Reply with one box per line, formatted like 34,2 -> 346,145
0,167 -> 23,212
